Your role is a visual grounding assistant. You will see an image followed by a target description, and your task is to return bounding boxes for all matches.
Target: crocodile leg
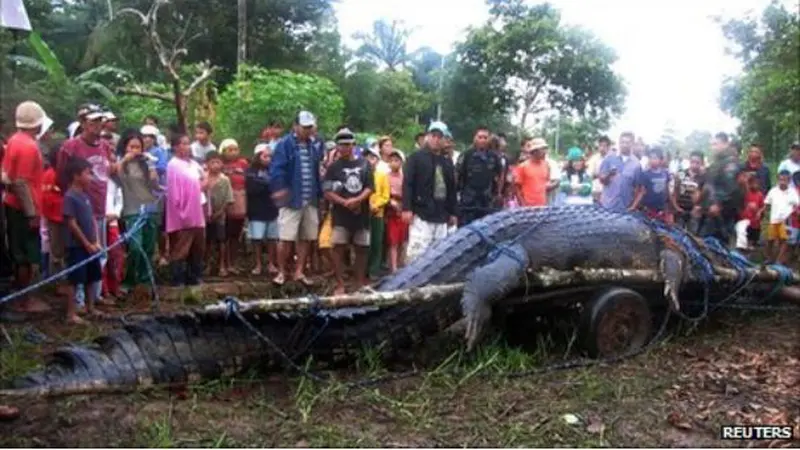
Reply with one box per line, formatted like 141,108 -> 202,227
659,248 -> 686,312
462,243 -> 529,351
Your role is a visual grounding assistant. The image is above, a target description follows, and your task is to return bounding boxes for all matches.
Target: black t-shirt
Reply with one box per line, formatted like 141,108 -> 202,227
323,158 -> 374,230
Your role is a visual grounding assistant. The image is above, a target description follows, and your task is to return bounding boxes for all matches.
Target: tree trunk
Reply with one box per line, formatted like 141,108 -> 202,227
172,79 -> 187,133
237,0 -> 247,72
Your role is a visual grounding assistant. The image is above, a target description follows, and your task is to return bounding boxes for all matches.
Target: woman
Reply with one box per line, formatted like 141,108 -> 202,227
165,133 -> 207,286
116,133 -> 160,292
559,147 -> 593,205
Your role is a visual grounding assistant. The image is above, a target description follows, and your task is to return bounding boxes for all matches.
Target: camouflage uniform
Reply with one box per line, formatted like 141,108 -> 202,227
699,149 -> 743,244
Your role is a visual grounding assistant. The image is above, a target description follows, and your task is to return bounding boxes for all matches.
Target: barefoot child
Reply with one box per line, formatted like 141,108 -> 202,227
205,151 -> 234,276
245,143 -> 278,275
220,139 -> 248,275
764,170 -> 799,264
385,149 -> 408,272
364,147 -> 390,279
62,157 -> 103,323
735,175 -> 765,252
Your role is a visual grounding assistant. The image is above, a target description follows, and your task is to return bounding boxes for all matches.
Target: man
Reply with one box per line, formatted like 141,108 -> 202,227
456,126 -> 503,226
742,144 -> 771,194
777,142 -> 800,188
402,121 -> 457,263
270,110 -> 324,286
673,151 -> 706,231
513,137 -> 554,207
1,101 -> 49,314
56,103 -> 116,305
413,132 -> 426,151
698,132 -> 743,245
587,135 -> 612,202
598,131 -> 642,212
443,133 -> 460,165
493,133 -> 513,206
543,143 -> 562,205
323,129 -> 374,294
101,111 -> 120,147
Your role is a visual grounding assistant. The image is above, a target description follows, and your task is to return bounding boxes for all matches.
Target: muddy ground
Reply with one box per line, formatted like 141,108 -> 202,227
0,270 -> 798,447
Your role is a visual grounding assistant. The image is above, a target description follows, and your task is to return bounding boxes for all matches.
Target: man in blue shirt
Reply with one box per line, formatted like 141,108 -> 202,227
270,110 -> 324,287
598,131 -> 642,212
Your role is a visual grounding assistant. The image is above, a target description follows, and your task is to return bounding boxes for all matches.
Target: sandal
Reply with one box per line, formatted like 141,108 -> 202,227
272,273 -> 285,286
66,315 -> 87,325
251,267 -> 262,276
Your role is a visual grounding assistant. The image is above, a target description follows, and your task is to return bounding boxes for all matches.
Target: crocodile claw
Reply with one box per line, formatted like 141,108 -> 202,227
463,299 -> 492,352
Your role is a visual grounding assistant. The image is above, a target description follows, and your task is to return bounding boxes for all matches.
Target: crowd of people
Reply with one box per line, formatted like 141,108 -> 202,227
3,101 -> 800,327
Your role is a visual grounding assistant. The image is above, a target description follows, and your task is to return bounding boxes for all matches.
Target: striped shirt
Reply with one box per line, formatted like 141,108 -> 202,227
297,142 -> 316,206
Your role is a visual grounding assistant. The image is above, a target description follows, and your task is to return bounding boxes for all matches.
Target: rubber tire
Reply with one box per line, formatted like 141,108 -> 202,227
579,286 -> 653,359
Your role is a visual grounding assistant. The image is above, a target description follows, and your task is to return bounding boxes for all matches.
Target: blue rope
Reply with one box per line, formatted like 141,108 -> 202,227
0,195 -> 163,309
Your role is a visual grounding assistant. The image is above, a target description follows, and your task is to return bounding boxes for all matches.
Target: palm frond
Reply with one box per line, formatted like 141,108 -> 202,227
6,55 -> 48,73
26,32 -> 68,85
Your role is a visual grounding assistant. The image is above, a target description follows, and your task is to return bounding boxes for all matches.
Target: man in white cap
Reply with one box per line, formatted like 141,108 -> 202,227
402,120 -> 457,263
1,101 -> 50,314
101,110 -> 120,147
56,103 -> 117,306
269,110 -> 325,286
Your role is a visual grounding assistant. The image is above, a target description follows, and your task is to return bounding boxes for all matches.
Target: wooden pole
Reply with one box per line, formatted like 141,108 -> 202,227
200,265 -> 800,316
236,0 -> 246,72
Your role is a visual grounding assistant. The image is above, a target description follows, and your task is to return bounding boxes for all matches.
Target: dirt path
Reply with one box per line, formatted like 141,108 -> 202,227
1,304 -> 797,447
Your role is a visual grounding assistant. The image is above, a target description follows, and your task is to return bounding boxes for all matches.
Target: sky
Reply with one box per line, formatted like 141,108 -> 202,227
335,0 -> 784,143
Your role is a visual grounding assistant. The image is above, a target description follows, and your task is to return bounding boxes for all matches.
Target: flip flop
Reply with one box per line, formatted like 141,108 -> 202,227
272,273 -> 285,286
294,274 -> 314,287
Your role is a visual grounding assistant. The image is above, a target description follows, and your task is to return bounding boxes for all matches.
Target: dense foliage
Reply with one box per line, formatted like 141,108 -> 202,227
718,0 -> 800,160
216,66 -> 344,149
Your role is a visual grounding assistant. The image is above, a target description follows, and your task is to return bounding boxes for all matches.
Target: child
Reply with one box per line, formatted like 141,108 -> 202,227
140,124 -> 171,267
102,174 -> 124,298
364,147 -> 390,279
559,147 -> 593,205
631,147 -> 670,222
764,170 -> 799,264
385,149 -> 408,272
204,151 -> 234,276
190,121 -> 216,162
735,175 -> 765,252
166,133 -> 208,286
220,139 -> 248,275
41,146 -> 65,282
316,146 -> 340,277
62,157 -> 103,323
245,143 -> 278,275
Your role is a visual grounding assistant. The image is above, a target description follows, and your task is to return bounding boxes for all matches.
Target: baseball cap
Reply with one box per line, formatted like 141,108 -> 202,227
254,143 -> 271,155
297,110 -> 316,127
427,121 -> 449,135
103,111 -> 118,121
140,125 -> 160,137
78,104 -> 105,121
334,128 -> 356,144
363,146 -> 380,158
530,137 -> 548,150
389,149 -> 406,162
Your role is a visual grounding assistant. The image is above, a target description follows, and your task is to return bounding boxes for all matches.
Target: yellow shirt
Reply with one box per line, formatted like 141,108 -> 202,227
370,170 -> 390,218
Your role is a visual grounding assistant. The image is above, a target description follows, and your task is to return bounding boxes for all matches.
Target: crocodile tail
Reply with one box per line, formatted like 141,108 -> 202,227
1,312 -> 299,397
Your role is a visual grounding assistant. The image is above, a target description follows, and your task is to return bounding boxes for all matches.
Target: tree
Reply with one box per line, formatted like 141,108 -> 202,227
684,130 -> 712,155
717,0 -> 800,160
456,0 -> 626,130
216,65 -> 344,149
658,122 -> 684,158
353,19 -> 413,71
112,0 -> 217,132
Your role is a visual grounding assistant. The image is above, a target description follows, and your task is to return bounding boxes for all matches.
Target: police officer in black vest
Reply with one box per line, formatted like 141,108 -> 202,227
456,126 -> 504,226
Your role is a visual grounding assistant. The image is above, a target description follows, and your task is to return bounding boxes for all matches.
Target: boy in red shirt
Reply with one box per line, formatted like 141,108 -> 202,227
735,174 -> 765,252
220,139 -> 249,274
41,147 -> 66,284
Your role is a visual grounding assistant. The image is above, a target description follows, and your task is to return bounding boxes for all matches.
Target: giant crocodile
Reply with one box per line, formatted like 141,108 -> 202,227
2,205 -> 798,397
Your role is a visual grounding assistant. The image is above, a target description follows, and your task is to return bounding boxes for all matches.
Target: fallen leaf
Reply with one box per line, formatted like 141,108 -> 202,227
667,411 -> 693,430
562,413 -> 580,425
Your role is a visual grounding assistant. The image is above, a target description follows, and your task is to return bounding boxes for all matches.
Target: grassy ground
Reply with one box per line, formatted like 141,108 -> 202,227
0,275 -> 798,447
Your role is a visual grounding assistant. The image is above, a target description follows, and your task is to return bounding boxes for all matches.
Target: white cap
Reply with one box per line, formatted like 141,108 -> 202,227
67,121 -> 81,138
103,111 -> 118,121
37,115 -> 53,140
297,110 -> 316,127
254,143 -> 271,155
140,125 -> 160,137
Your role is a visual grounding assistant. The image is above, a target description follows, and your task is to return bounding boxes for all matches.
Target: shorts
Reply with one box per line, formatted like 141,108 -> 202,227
331,226 -> 370,247
66,247 -> 102,286
226,216 -> 245,240
206,220 -> 226,242
318,213 -> 333,249
766,223 -> 788,241
386,214 -> 409,246
406,216 -> 451,263
247,220 -> 279,241
278,205 -> 319,241
4,205 -> 40,266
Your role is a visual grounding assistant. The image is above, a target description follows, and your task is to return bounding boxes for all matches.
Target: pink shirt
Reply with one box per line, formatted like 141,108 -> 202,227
166,157 -> 206,232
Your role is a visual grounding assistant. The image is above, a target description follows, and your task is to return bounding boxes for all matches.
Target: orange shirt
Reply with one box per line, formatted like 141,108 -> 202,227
1,131 -> 43,214
513,159 -> 550,207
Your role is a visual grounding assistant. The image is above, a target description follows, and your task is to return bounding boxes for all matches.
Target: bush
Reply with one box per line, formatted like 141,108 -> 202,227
216,65 -> 344,153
